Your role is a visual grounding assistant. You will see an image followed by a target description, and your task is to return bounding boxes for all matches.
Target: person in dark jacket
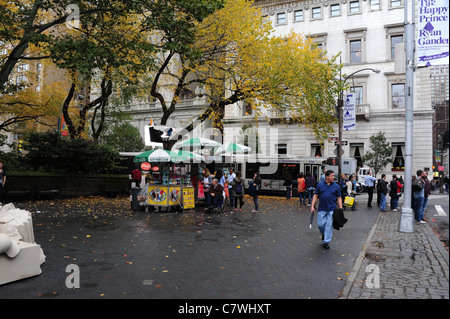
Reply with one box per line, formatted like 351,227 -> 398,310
389,174 -> 403,211
251,172 -> 262,213
421,171 -> 431,220
305,171 -> 317,206
284,173 -> 292,199
377,174 -> 388,212
231,172 -> 244,212
210,178 -> 224,207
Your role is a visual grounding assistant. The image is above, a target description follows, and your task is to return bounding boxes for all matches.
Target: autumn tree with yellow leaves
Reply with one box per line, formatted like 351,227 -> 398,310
0,0 -> 225,139
137,0 -> 342,141
0,0 -> 135,134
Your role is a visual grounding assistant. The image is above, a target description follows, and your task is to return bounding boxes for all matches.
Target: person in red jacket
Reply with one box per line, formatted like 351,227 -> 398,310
389,174 -> 403,211
131,168 -> 142,187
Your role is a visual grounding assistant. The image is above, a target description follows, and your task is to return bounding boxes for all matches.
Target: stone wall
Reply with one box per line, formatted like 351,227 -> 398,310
4,174 -> 129,201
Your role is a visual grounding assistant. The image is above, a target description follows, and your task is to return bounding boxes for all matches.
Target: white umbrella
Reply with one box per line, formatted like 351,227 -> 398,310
173,137 -> 222,150
214,142 -> 251,154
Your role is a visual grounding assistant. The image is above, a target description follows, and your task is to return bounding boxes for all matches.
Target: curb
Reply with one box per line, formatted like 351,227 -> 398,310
339,211 -> 382,299
423,222 -> 449,267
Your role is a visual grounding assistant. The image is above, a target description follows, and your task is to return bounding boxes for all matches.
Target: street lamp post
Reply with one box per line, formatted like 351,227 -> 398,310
398,0 -> 416,233
337,67 -> 380,179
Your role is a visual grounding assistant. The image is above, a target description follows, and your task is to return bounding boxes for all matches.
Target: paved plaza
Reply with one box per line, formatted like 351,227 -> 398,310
0,193 -> 448,300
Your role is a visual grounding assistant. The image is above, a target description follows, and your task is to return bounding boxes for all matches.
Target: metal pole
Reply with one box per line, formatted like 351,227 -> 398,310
338,56 -> 343,179
399,0 -> 415,233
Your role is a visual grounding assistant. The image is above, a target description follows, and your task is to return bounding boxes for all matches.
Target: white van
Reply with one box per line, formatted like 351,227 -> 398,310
357,167 -> 375,192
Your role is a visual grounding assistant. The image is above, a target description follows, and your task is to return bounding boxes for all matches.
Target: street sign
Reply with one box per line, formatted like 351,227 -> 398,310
335,141 -> 348,146
333,146 -> 344,156
329,136 -> 339,142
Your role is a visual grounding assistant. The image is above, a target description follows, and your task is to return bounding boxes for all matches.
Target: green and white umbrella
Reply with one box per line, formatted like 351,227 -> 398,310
173,137 -> 222,150
214,142 -> 251,154
134,149 -> 204,163
174,150 -> 205,162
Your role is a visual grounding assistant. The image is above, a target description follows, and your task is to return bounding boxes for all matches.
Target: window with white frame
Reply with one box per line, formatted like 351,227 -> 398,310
330,3 -> 340,17
345,28 -> 366,64
392,143 -> 405,171
17,64 -> 28,73
392,83 -> 405,108
16,75 -> 27,85
350,40 -> 362,63
350,86 -> 364,105
308,33 -> 327,52
276,12 -> 287,24
350,143 -> 364,168
385,23 -> 404,61
390,0 -> 402,8
311,143 -> 323,157
349,1 -> 361,14
390,34 -> 403,59
312,7 -> 322,19
294,9 -> 304,22
370,0 -> 381,11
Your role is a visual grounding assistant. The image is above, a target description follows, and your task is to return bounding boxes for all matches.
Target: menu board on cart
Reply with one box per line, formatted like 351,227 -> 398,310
182,187 -> 195,210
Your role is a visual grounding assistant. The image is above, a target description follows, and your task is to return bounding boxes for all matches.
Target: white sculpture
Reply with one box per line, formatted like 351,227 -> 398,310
0,203 -> 45,285
0,233 -> 20,258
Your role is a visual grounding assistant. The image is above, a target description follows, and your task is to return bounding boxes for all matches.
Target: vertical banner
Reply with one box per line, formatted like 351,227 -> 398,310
417,0 -> 449,66
343,94 -> 356,131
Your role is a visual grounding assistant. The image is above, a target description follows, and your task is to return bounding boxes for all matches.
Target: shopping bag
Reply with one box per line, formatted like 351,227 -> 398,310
344,196 -> 354,207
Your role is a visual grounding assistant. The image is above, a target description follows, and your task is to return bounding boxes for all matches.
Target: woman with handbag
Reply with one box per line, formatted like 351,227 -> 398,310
202,168 -> 213,208
346,174 -> 357,211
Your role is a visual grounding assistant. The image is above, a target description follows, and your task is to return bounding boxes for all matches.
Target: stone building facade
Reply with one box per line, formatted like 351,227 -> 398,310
223,0 -> 434,177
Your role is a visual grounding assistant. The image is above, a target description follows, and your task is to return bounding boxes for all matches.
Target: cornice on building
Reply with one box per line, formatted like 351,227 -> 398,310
254,0 -> 331,10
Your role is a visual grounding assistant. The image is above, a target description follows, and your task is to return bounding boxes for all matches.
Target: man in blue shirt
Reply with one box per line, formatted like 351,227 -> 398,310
364,171 -> 378,208
310,170 -> 343,249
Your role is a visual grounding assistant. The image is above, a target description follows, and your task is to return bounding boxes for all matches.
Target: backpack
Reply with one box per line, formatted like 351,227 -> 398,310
235,180 -> 243,194
412,178 -> 424,192
248,181 -> 255,196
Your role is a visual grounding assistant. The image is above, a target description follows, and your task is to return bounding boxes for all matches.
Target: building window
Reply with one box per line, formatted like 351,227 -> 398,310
330,4 -> 340,17
390,34 -> 403,59
277,144 -> 287,155
16,75 -> 27,85
392,143 -> 405,171
276,12 -> 286,24
350,86 -> 364,104
311,143 -> 323,157
308,33 -> 328,53
370,0 -> 381,11
17,64 -> 28,73
350,143 -> 364,168
312,7 -> 322,19
390,0 -> 402,8
350,40 -> 362,63
294,9 -> 304,22
244,101 -> 253,116
349,1 -> 361,14
392,83 -> 405,108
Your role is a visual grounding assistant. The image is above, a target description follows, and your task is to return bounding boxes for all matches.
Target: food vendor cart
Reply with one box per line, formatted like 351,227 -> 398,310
134,149 -> 203,212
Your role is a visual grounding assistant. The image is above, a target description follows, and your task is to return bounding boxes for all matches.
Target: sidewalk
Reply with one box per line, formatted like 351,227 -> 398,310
341,207 -> 449,299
